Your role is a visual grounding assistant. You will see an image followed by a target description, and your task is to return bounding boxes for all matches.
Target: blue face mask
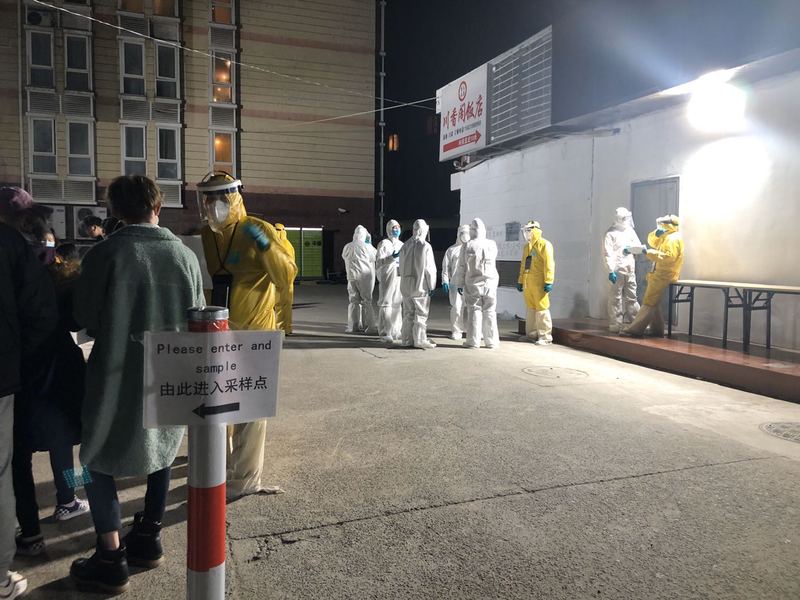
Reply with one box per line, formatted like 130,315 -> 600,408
655,228 -> 666,237
391,228 -> 400,238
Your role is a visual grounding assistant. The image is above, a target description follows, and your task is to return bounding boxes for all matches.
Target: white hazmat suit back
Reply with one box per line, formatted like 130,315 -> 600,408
454,218 -> 500,348
398,219 -> 437,349
342,225 -> 377,332
375,219 -> 403,341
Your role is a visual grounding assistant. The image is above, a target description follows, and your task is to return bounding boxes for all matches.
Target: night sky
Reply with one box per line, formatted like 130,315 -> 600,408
381,0 -> 800,238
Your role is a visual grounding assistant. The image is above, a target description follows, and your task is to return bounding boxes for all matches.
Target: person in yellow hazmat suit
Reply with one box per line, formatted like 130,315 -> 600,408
622,215 -> 684,337
273,223 -> 296,335
517,220 -> 555,345
197,172 -> 298,499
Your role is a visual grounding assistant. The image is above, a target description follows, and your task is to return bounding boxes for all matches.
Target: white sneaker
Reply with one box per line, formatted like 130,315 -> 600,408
344,327 -> 354,333
450,332 -> 462,340
53,497 -> 90,522
462,342 -> 478,349
0,572 -> 28,599
534,339 -> 552,346
380,335 -> 393,344
416,340 -> 436,350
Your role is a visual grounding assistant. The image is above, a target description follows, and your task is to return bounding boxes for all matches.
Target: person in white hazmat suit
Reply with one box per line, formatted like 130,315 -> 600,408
375,219 -> 404,343
454,218 -> 500,349
603,207 -> 642,332
342,225 -> 377,333
441,224 -> 470,339
398,219 -> 437,349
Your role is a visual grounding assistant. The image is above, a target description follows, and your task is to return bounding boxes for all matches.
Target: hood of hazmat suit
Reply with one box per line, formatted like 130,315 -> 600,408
199,171 -> 298,330
274,223 -> 296,261
604,208 -> 641,274
399,219 -> 436,297
522,220 -> 542,243
342,225 -> 377,279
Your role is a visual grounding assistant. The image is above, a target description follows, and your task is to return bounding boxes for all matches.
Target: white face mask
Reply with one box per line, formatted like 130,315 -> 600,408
209,200 -> 230,224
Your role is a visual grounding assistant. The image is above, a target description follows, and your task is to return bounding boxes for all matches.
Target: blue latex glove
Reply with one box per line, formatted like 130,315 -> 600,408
543,283 -> 553,293
429,290 -> 435,297
442,282 -> 450,293
457,288 -> 463,295
608,272 -> 618,284
243,222 -> 270,251
655,228 -> 666,237
392,251 -> 399,258
516,283 -> 523,292
623,247 -> 631,255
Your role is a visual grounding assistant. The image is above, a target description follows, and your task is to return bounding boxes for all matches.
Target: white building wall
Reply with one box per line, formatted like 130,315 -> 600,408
460,70 -> 800,350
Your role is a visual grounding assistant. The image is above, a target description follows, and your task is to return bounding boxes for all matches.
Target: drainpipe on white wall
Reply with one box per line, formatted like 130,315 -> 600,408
17,0 -> 24,186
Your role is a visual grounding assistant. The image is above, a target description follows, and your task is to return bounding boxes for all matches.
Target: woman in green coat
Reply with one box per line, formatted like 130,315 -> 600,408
70,175 -> 204,595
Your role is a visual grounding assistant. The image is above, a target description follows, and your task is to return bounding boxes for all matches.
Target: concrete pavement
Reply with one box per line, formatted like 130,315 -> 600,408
14,284 -> 800,599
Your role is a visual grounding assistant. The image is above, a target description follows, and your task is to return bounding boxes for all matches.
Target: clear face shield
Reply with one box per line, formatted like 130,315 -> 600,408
458,227 -> 470,244
196,175 -> 242,233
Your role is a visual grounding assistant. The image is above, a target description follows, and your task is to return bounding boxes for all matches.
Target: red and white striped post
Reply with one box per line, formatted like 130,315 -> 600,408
186,307 -> 229,600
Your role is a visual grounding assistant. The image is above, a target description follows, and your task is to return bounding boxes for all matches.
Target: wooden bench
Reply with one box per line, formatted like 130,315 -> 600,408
668,280 -> 800,353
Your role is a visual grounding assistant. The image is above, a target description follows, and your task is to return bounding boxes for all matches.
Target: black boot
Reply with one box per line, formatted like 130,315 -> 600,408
70,541 -> 129,595
123,512 -> 164,569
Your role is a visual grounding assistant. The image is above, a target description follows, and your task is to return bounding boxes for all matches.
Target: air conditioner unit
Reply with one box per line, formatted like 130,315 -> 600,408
27,9 -> 56,27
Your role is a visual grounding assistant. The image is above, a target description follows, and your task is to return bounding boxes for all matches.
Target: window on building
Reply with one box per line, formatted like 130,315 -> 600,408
157,127 -> 179,179
123,125 -> 146,175
121,41 -> 145,96
156,44 -> 178,98
153,0 -> 176,16
67,122 -> 93,175
212,131 -> 234,172
211,0 -> 233,24
65,35 -> 90,91
28,31 -> 54,88
212,51 -> 233,103
31,118 -> 56,173
120,0 -> 144,12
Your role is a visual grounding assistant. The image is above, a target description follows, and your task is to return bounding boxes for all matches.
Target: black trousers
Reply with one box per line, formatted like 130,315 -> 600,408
84,467 -> 171,534
12,444 -> 76,537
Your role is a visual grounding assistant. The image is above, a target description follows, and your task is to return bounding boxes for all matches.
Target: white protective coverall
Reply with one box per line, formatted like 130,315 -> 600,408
441,224 -> 470,339
342,225 -> 377,333
603,207 -> 642,331
399,219 -> 437,349
375,219 -> 403,342
453,218 -> 500,349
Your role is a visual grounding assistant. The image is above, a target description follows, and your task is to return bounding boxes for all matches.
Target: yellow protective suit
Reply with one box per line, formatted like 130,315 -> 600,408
623,219 -> 684,337
200,185 -> 297,498
273,223 -> 296,335
518,227 -> 555,342
642,223 -> 684,306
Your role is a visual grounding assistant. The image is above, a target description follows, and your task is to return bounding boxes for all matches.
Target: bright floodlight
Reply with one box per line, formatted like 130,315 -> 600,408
687,79 -> 746,132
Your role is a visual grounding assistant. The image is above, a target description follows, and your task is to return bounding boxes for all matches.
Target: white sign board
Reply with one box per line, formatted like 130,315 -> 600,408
438,64 -> 488,161
143,330 -> 282,427
486,224 -> 525,262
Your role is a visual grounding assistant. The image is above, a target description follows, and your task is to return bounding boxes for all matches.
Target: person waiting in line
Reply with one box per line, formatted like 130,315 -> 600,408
441,224 -> 470,340
375,219 -> 403,344
0,219 -> 60,600
517,220 -> 556,345
80,215 -> 105,240
604,207 -> 642,333
454,218 -> 500,349
342,225 -> 377,334
399,219 -> 437,350
102,216 -> 124,237
70,175 -> 205,594
197,172 -> 297,500
5,208 -> 89,558
622,215 -> 684,337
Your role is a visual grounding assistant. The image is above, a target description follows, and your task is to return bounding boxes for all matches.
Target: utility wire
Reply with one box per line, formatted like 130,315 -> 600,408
31,0 -> 434,114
